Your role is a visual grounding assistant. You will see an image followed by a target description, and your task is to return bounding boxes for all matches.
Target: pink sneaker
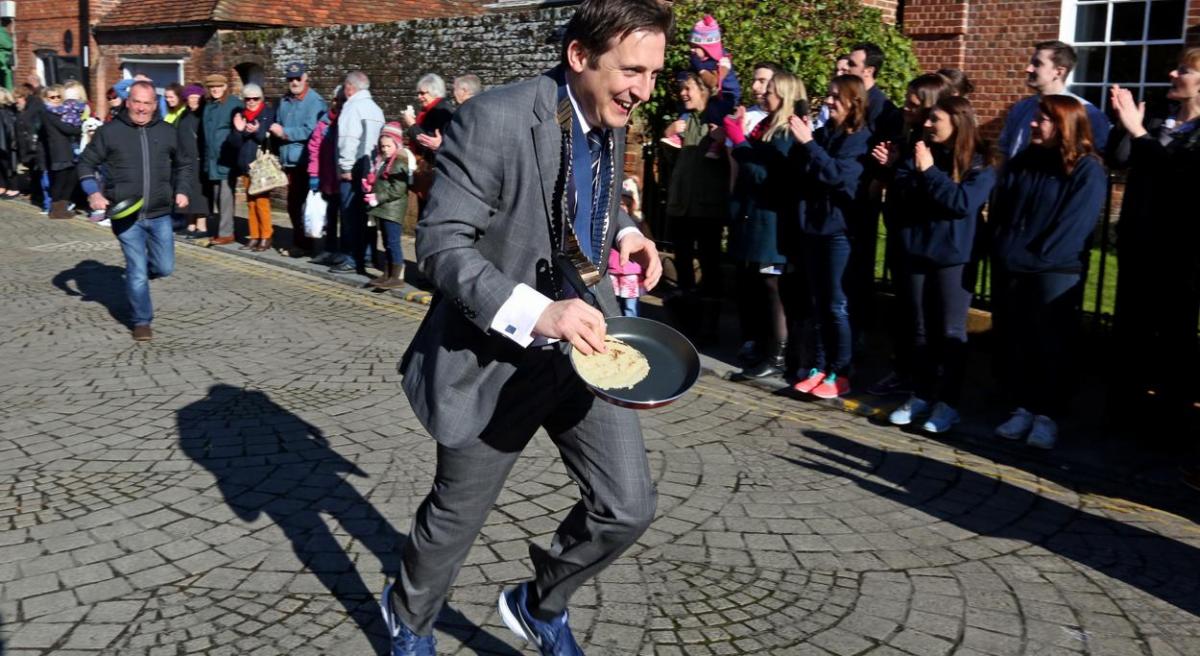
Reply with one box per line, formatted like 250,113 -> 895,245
792,369 -> 825,394
811,373 -> 850,400
659,134 -> 682,149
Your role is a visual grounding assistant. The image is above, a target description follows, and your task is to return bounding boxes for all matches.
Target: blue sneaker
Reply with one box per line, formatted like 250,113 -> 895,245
888,396 -> 930,426
921,402 -> 960,434
380,582 -> 436,656
498,582 -> 584,656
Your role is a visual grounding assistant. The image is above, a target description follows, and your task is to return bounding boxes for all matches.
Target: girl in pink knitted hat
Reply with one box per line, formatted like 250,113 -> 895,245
661,14 -> 742,156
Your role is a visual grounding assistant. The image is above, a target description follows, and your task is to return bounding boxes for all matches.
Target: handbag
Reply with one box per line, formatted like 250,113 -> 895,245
303,190 -> 328,238
247,146 -> 288,196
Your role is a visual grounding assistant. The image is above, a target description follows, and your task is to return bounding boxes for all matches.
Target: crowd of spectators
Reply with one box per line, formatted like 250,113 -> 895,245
2,17 -> 1195,463
654,14 -> 1199,455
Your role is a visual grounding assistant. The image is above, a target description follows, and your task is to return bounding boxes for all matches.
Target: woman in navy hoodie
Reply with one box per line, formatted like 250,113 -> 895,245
885,96 -> 996,433
789,75 -> 873,400
989,95 -> 1106,449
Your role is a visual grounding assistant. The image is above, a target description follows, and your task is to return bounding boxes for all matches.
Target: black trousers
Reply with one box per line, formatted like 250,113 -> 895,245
904,263 -> 973,405
49,167 -> 78,202
1112,245 -> 1200,414
670,214 -> 724,296
992,269 -> 1082,417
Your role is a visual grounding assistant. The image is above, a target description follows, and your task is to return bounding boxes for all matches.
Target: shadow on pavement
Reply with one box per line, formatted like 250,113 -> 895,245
786,429 -> 1200,619
51,259 -> 130,328
177,384 -> 517,655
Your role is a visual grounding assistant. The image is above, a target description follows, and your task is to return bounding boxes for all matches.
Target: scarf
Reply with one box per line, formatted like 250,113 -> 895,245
242,102 -> 265,123
363,152 -> 400,193
415,97 -> 442,127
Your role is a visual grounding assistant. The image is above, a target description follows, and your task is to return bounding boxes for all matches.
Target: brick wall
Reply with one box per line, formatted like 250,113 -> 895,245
906,0 -> 1200,139
92,28 -> 228,118
220,4 -> 654,185
219,5 -> 576,122
903,0 -> 1062,138
1190,0 -> 1200,43
12,0 -> 86,87
862,0 -> 900,24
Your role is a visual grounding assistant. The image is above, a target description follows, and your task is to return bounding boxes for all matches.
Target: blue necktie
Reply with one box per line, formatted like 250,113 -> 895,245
579,129 -> 608,264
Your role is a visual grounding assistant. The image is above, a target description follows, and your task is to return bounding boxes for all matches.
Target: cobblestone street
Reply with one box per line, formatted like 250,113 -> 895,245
1,204 -> 1198,656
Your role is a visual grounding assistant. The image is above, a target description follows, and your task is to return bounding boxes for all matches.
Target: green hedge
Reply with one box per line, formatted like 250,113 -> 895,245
641,0 -> 921,134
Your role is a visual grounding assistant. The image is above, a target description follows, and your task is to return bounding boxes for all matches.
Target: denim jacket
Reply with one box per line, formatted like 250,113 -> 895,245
275,89 -> 326,168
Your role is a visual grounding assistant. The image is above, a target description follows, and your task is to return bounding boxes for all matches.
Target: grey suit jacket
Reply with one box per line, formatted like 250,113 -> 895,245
401,67 -> 637,448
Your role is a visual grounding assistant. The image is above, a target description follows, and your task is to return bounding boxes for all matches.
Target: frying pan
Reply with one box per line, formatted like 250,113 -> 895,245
555,251 -> 700,410
108,197 -> 143,220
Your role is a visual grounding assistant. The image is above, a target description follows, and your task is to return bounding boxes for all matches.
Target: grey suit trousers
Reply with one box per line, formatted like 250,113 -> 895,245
393,348 -> 656,635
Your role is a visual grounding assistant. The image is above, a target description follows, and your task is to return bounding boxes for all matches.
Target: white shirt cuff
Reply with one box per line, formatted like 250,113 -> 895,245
615,226 -> 640,246
490,283 -> 554,347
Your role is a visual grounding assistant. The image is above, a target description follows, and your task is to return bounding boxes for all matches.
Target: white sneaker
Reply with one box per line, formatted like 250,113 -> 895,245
995,407 -> 1034,440
922,402 -> 960,434
1026,415 -> 1058,449
888,396 -> 930,426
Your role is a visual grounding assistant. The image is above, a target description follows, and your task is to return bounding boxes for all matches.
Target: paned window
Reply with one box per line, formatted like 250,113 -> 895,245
1060,0 -> 1188,109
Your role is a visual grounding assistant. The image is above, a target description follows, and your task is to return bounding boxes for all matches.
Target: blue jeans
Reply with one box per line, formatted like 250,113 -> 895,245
338,179 -> 364,267
113,215 -> 175,326
380,219 -> 404,265
802,234 -> 853,374
40,171 -> 51,211
619,297 -> 638,317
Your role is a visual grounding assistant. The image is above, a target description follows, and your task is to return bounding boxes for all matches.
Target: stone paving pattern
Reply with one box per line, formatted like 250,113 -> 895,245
1,205 -> 1198,655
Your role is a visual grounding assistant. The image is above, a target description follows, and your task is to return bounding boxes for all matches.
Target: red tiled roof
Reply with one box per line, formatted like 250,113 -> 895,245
96,0 -> 223,29
97,0 -> 484,30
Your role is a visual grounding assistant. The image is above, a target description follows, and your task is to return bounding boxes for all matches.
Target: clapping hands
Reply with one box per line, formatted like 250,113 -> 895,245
913,141 -> 934,172
871,141 -> 899,168
1110,84 -> 1147,138
788,113 -> 813,143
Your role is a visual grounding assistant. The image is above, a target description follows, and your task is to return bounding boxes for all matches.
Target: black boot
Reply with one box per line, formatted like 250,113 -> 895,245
733,341 -> 786,380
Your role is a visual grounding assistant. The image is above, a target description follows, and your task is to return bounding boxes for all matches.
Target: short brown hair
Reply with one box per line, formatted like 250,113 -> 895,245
560,0 -> 674,68
1034,40 -> 1078,76
829,74 -> 869,133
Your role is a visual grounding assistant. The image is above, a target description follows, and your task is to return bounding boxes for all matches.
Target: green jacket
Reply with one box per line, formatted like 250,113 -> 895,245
367,156 -> 409,223
664,113 -> 730,220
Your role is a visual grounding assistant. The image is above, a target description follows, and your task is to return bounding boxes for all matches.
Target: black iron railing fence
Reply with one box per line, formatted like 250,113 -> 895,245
642,145 -> 1140,336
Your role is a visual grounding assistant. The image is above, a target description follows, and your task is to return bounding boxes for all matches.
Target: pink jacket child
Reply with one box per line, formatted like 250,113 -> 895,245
608,247 -> 645,317
307,111 -> 340,196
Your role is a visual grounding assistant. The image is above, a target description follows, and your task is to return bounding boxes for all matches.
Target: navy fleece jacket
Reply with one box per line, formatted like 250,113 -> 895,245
792,126 -> 872,237
990,147 -> 1106,273
891,150 -> 996,266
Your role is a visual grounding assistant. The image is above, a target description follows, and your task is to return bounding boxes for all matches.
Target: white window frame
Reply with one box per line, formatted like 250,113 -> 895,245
1058,0 -> 1188,109
119,57 -> 185,94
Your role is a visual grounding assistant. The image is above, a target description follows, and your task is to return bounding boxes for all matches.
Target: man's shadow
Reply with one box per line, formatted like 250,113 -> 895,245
786,430 -> 1200,619
52,259 -> 131,327
177,384 -> 517,655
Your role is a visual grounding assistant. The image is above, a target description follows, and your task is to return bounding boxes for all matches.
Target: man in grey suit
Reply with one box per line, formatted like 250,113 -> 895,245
379,2 -> 672,655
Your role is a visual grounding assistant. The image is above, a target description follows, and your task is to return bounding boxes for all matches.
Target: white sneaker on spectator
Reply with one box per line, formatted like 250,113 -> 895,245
888,396 -> 930,426
994,407 -> 1034,440
1026,415 -> 1058,449
922,402 -> 960,434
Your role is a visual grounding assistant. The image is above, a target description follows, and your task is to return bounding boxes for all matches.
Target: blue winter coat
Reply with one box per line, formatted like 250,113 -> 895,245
274,89 -> 326,167
891,150 -> 996,267
201,96 -> 242,180
990,147 -> 1107,273
793,127 -> 872,237
728,127 -> 796,266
